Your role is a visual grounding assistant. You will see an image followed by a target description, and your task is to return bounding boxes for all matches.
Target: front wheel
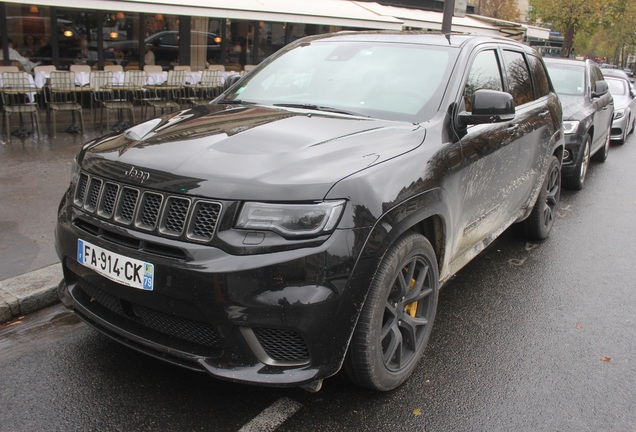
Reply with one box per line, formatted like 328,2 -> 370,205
345,233 -> 439,391
563,135 -> 590,190
522,155 -> 561,240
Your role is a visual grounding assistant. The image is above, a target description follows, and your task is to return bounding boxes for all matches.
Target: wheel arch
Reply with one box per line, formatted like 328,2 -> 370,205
342,189 -> 450,328
587,124 -> 595,142
553,143 -> 564,163
357,188 -> 449,276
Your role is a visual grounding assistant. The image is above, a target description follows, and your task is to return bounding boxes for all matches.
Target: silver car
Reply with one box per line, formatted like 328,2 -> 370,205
605,75 -> 636,144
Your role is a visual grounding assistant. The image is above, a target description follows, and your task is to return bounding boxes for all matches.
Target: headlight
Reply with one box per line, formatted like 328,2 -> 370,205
614,109 -> 625,120
236,200 -> 345,238
70,158 -> 81,183
562,120 -> 580,134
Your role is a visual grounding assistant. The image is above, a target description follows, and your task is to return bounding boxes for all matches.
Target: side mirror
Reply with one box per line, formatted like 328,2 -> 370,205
224,74 -> 242,90
459,89 -> 515,126
592,80 -> 608,97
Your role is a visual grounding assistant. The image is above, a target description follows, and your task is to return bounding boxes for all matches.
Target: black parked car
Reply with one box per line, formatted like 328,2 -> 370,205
56,32 -> 564,392
544,58 -> 614,190
146,30 -> 220,68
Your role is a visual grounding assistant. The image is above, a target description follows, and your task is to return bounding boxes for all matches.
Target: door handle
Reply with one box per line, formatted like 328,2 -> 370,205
539,110 -> 549,119
507,124 -> 519,134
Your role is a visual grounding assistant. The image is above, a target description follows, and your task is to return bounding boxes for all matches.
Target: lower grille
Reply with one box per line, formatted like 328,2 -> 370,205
77,281 -> 222,349
253,327 -> 310,363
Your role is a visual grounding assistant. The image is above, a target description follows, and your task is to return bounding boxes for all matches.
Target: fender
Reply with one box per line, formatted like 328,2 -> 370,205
328,187 -> 452,371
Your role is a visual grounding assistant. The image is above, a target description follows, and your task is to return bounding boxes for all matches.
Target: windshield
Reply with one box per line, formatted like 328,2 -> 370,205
606,77 -> 628,96
223,40 -> 458,122
545,62 -> 586,95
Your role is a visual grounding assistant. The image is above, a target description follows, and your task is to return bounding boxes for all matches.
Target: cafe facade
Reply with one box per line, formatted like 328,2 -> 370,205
1,0 -> 538,72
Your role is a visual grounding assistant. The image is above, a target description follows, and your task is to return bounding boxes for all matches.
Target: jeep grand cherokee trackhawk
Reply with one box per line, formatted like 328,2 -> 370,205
56,32 -> 564,392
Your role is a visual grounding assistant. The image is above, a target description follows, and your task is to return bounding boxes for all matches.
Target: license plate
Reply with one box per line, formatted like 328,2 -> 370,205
77,239 -> 154,290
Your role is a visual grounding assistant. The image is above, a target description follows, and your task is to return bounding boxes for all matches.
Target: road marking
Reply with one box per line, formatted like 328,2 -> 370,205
238,397 -> 303,432
508,257 -> 527,266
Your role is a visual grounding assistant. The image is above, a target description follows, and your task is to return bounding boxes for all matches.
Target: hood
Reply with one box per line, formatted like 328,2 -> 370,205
557,94 -> 589,121
611,94 -> 631,111
80,104 -> 425,201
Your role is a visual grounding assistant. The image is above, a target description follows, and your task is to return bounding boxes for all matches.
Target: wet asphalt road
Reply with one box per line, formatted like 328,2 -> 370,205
0,127 -> 100,281
1,134 -> 635,431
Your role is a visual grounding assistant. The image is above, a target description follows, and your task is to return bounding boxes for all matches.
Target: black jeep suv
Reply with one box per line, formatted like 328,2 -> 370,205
544,58 -> 614,190
56,32 -> 564,392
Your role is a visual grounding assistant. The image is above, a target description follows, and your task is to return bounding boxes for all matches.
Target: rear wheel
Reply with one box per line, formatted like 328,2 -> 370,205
522,155 -> 561,240
345,233 -> 439,391
563,135 -> 590,190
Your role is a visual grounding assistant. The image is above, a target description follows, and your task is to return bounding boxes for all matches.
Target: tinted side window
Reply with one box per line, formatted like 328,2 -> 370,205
161,33 -> 179,46
464,49 -> 504,112
590,64 -> 603,90
503,50 -> 534,106
528,55 -> 551,98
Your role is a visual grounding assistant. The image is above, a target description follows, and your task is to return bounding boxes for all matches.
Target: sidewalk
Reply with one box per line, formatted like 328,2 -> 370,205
0,264 -> 62,322
0,110 -> 111,323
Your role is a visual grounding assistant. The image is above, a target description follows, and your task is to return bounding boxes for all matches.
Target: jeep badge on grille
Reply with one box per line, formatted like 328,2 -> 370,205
125,166 -> 150,183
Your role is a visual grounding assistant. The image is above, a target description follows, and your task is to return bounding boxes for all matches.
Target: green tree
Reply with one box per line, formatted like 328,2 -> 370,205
575,0 -> 636,65
529,0 -> 605,57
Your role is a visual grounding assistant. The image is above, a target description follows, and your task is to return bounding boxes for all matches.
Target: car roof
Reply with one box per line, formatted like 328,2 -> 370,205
298,31 -> 537,53
543,57 -> 592,67
601,68 -> 630,80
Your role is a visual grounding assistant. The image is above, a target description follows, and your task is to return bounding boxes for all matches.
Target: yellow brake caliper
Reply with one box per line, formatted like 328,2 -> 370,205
404,270 -> 418,318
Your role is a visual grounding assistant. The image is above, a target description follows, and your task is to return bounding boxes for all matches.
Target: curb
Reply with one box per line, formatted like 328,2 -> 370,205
0,264 -> 62,324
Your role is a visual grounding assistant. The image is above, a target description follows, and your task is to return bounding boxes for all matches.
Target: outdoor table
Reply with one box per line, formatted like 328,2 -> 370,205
142,83 -> 184,116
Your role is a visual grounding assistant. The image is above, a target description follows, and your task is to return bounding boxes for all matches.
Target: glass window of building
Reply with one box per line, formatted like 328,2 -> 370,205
145,14 -> 180,69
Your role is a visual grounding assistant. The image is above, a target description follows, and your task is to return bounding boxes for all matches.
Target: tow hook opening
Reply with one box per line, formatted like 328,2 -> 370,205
57,279 -> 75,309
300,379 -> 323,393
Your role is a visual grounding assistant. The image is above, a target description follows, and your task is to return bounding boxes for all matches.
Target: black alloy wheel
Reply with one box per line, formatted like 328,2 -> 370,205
345,233 -> 439,391
523,155 -> 561,240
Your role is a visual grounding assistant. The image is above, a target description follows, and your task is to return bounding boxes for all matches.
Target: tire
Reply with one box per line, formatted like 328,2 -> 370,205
522,155 -> 561,240
592,127 -> 610,163
345,232 -> 439,391
563,134 -> 590,190
615,128 -> 626,145
630,117 -> 635,134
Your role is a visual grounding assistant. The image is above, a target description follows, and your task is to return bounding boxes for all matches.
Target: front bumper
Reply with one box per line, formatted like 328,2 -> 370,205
610,114 -> 629,140
56,189 -> 374,388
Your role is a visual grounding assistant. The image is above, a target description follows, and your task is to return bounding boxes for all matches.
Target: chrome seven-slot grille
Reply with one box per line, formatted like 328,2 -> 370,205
74,172 -> 222,243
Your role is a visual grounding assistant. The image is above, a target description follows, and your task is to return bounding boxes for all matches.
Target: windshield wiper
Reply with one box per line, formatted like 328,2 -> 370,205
218,99 -> 255,105
273,103 -> 368,117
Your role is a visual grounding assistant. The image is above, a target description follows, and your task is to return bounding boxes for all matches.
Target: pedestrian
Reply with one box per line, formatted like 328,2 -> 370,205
0,38 -> 37,73
144,45 -> 155,65
34,36 -> 53,64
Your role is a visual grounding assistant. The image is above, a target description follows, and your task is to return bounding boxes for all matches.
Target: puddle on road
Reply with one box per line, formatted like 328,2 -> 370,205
0,305 -> 83,363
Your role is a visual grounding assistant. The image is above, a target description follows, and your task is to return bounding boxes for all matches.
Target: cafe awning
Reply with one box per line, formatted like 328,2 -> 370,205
355,2 -> 501,35
3,0 -> 404,30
